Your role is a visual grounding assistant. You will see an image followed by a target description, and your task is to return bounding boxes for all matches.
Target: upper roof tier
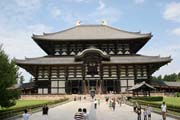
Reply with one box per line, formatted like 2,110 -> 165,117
32,25 -> 152,41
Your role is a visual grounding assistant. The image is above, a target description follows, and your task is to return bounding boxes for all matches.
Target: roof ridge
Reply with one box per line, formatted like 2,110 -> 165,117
32,24 -> 152,38
104,25 -> 152,36
32,26 -> 77,37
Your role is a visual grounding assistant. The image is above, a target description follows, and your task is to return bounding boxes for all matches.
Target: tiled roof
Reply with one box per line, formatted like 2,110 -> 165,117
152,80 -> 180,87
32,25 -> 152,41
16,55 -> 171,65
128,81 -> 155,91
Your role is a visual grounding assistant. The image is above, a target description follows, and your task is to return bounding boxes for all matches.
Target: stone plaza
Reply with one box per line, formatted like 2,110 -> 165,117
12,98 -> 177,120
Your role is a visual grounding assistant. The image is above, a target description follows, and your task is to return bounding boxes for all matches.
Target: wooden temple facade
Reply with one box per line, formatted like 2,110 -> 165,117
16,24 -> 172,94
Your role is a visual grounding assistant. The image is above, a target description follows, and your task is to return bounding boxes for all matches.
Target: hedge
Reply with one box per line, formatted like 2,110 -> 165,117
0,98 -> 68,119
130,99 -> 180,113
131,96 -> 163,101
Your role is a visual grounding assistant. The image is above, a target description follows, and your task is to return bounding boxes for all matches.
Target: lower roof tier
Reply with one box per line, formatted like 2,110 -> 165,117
16,55 -> 171,65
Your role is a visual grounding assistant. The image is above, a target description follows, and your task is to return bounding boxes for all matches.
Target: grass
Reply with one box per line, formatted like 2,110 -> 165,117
154,97 -> 180,106
0,100 -> 51,110
130,96 -> 180,117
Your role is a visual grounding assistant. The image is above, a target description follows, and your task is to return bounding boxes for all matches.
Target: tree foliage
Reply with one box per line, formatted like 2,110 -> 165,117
152,72 -> 180,82
19,75 -> 25,84
0,45 -> 20,108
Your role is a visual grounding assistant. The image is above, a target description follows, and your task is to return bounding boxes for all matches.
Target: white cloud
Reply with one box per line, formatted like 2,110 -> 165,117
139,41 -> 180,76
15,0 -> 42,10
87,0 -> 121,24
97,0 -> 105,10
172,28 -> 180,36
59,0 -> 122,26
51,7 -> 61,18
0,23 -> 52,82
66,0 -> 89,2
135,0 -> 145,4
0,24 -> 52,59
163,2 -> 180,22
0,0 -> 42,26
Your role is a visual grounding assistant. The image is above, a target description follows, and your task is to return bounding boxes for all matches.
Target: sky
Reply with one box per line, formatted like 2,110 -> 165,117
0,0 -> 180,82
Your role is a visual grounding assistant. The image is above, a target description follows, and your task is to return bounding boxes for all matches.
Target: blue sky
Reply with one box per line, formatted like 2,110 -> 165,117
0,0 -> 180,82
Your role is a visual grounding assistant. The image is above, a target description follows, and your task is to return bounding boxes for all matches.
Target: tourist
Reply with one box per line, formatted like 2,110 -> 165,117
161,102 -> 167,120
98,99 -> 100,106
105,96 -> 109,104
133,102 -> 136,112
134,102 -> 138,112
143,108 -> 147,120
109,99 -> 112,110
112,99 -> 116,111
74,96 -> 77,101
42,104 -> 49,120
94,99 -> 97,109
147,104 -> 152,120
83,108 -> 89,120
22,109 -> 31,120
137,105 -> 141,120
119,98 -> 122,106
74,108 -> 84,120
84,96 -> 86,100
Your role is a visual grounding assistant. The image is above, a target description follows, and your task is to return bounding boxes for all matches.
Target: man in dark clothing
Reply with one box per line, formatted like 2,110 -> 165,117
137,105 -> 141,120
42,104 -> 49,120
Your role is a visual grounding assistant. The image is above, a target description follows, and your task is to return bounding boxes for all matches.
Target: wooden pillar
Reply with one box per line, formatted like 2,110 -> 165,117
82,64 -> 87,94
134,65 -> 137,84
99,64 -> 103,94
78,80 -> 80,94
125,65 -> 128,91
96,80 -> 99,94
147,65 -> 151,84
116,65 -> 120,94
65,66 -> 68,94
48,66 -> 51,94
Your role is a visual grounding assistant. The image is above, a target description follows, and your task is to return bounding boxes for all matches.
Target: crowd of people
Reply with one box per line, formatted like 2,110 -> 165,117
133,101 -> 167,120
133,103 -> 152,120
22,95 -> 168,120
74,108 -> 89,120
22,104 -> 49,120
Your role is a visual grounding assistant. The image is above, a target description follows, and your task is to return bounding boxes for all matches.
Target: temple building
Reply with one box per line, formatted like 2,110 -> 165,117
16,23 -> 172,94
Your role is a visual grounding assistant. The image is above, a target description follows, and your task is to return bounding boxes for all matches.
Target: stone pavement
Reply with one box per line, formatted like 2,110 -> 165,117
12,99 -> 177,120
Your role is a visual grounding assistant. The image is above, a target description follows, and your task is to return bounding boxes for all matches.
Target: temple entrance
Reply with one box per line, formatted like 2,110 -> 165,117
89,80 -> 96,92
71,80 -> 82,94
105,80 -> 114,93
72,88 -> 79,94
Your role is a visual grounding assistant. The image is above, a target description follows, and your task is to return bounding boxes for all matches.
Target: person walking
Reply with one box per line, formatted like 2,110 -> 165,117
42,104 -> 49,120
112,99 -> 116,111
143,108 -> 147,120
137,105 -> 141,120
74,108 -> 84,120
147,104 -> 152,120
22,109 -> 31,120
94,99 -> 97,109
98,99 -> 100,106
161,102 -> 167,120
83,108 -> 89,120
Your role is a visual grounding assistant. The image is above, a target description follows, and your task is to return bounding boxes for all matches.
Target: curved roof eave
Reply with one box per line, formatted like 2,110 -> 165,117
32,25 -> 152,41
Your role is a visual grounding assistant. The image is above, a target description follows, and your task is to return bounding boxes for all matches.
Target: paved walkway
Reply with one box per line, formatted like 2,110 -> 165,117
12,99 -> 177,120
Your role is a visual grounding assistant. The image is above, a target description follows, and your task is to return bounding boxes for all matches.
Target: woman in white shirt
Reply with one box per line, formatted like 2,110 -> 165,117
83,108 -> 89,120
161,102 -> 167,120
22,109 -> 31,120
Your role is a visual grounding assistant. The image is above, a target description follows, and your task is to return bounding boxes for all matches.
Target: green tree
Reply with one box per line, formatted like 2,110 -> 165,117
157,75 -> 162,80
19,75 -> 25,84
0,45 -> 20,108
29,77 -> 33,82
177,72 -> 180,81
